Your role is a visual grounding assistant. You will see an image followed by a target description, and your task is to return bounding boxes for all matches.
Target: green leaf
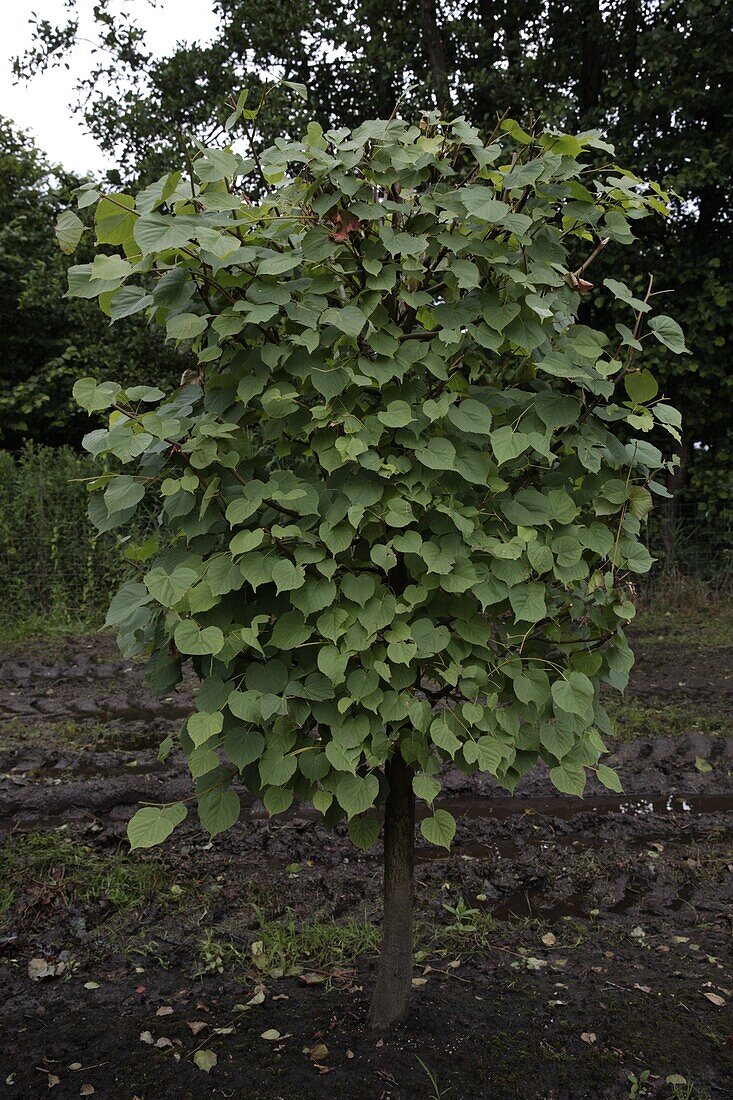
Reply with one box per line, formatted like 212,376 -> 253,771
627,486 -> 653,519
420,809 -> 456,849
257,252 -> 301,277
624,370 -> 658,404
508,581 -> 547,623
96,194 -> 136,247
549,763 -> 586,797
145,565 -> 198,607
105,580 -> 151,627
128,803 -> 187,849
430,712 -> 461,757
272,560 -> 306,593
412,773 -> 441,804
109,286 -> 153,320
270,611 -> 311,649
224,728 -> 265,770
336,772 -> 379,818
461,186 -> 509,221
447,399 -> 492,435
187,710 -> 224,747
603,277 -> 650,313
198,786 -> 240,835
55,209 -> 84,254
412,618 -> 450,657
259,748 -> 298,786
415,437 -> 456,470
174,620 -> 225,656
465,736 -> 504,774
551,672 -> 594,718
230,528 -> 265,555
73,377 -> 121,413
321,305 -> 367,337
134,211 -> 195,253
348,813 -> 380,850
167,313 -> 208,341
341,574 -> 376,607
263,786 -> 294,815
317,645 -> 349,684
490,427 -> 531,465
539,722 -> 574,759
104,475 -> 145,514
313,790 -> 333,815
596,764 -> 623,792
534,394 -> 580,430
648,314 -> 688,354
378,400 -> 413,428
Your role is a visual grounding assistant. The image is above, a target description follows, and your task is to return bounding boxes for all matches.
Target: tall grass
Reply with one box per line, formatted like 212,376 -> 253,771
0,444 -> 135,635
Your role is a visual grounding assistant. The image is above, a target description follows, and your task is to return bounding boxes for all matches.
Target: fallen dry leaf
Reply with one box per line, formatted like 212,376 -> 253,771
581,1032 -> 597,1045
541,932 -> 557,947
193,1050 -> 217,1073
261,1029 -> 281,1041
156,1006 -> 174,1017
703,992 -> 726,1007
139,1031 -> 154,1045
154,1037 -> 173,1049
48,1075 -> 60,1089
309,1043 -> 329,1061
411,977 -> 428,988
299,972 -> 326,986
186,1021 -> 207,1036
28,958 -> 57,982
80,1087 -> 95,1096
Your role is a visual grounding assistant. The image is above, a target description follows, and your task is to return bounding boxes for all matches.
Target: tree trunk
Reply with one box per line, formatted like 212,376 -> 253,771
420,0 -> 452,109
368,752 -> 415,1028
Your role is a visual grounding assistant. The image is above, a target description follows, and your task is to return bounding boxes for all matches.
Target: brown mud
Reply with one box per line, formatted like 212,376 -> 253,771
0,621 -> 731,1099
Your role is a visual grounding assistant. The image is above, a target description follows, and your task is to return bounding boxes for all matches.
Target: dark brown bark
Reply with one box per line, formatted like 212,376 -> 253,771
420,0 -> 452,107
368,752 -> 416,1028
578,0 -> 605,124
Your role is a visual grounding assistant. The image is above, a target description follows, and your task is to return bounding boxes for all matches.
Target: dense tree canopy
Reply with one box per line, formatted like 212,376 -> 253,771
0,118 -> 184,448
11,0 -> 733,505
66,104 -> 683,1022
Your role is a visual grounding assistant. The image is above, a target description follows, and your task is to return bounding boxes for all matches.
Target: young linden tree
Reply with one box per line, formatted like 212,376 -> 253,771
63,100 -> 684,1026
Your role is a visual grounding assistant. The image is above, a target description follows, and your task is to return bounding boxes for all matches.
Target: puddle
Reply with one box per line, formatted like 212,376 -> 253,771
439,792 -> 733,821
237,790 -> 733,827
483,888 -> 589,922
0,702 -> 190,723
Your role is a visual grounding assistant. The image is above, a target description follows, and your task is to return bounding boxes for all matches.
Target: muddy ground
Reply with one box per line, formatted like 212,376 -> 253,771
0,610 -> 731,1100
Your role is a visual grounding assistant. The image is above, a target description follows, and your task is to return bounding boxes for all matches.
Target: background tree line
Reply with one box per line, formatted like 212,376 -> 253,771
4,0 -> 731,512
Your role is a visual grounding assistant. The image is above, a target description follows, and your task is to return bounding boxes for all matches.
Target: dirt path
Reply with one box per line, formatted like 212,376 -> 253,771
0,622 -> 731,1098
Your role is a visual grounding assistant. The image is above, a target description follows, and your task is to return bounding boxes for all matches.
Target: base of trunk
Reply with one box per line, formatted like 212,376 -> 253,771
368,753 -> 415,1028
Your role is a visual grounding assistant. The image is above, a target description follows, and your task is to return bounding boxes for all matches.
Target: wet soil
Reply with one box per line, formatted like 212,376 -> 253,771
0,619 -> 731,1099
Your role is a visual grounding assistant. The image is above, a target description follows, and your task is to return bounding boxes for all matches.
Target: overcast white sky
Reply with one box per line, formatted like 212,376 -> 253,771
2,0 -> 219,174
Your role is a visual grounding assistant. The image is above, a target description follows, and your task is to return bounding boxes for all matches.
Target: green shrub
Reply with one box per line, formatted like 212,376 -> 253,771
0,443 -> 145,631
